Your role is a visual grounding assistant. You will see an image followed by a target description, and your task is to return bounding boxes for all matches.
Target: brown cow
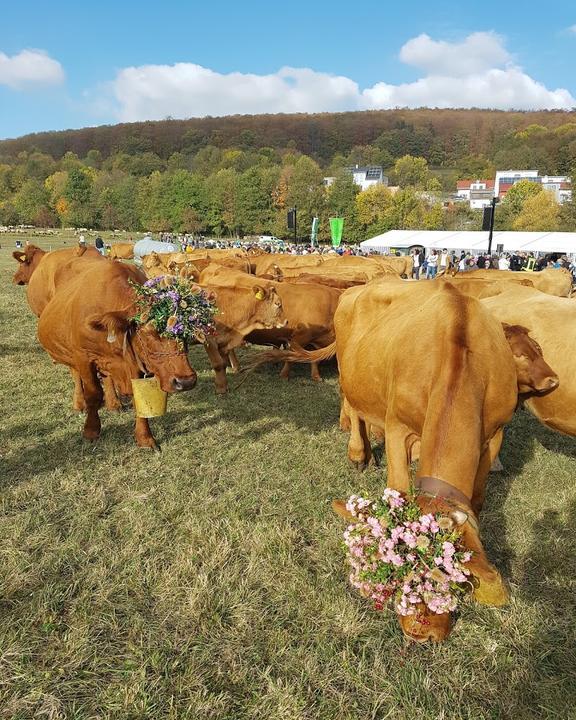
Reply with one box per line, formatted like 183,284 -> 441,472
13,244 -> 120,411
251,253 -> 324,276
142,252 -> 200,280
202,266 -> 341,381
248,281 -> 558,641
288,273 -> 368,290
275,261 -> 386,283
200,279 -> 285,394
108,242 -> 134,259
37,258 -> 198,449
13,244 -> 101,316
142,252 -> 251,280
446,267 -> 572,297
481,284 -> 576,436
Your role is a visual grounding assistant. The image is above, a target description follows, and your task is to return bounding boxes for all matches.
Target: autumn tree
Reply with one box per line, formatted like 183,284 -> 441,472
12,179 -> 53,225
496,179 -> 542,229
356,184 -> 394,235
513,191 -> 560,231
393,155 -> 431,189
236,166 -> 280,235
204,168 -> 239,236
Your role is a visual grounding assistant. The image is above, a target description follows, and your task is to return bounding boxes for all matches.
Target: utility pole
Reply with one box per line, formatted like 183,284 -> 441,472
486,196 -> 499,255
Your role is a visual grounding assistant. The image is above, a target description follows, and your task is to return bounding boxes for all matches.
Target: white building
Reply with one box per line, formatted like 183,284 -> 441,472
457,170 -> 572,207
494,170 -> 539,197
456,179 -> 495,209
323,165 -> 388,192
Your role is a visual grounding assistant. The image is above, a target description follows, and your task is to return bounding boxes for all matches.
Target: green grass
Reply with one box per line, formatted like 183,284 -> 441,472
1,234 -> 576,719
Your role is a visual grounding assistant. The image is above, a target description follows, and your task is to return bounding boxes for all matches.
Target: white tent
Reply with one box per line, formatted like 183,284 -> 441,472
360,230 -> 576,255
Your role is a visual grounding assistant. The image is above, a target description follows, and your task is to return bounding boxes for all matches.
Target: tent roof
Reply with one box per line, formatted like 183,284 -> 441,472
360,230 -> 576,254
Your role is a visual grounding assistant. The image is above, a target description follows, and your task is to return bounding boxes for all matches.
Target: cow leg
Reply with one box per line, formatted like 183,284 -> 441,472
70,368 -> 86,411
384,424 -> 412,493
134,416 -> 159,451
102,374 -> 122,411
203,339 -> 228,394
79,364 -> 103,441
472,430 -> 503,515
310,361 -> 322,382
339,395 -> 351,432
347,406 -> 372,470
279,361 -> 291,380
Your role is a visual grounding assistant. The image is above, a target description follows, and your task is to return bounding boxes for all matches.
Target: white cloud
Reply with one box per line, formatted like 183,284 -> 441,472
106,32 -> 575,121
568,25 -> 576,34
399,32 -> 511,77
0,49 -> 64,89
362,68 -> 574,111
112,64 -> 360,121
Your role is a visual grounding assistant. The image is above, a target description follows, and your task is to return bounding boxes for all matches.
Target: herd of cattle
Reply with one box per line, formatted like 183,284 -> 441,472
11,241 -> 576,642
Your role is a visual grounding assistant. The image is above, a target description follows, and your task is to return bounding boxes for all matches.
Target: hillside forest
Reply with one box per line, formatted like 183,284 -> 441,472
1,109 -> 575,240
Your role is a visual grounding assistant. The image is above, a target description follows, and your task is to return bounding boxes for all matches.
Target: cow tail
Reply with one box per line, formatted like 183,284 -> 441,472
242,341 -> 337,373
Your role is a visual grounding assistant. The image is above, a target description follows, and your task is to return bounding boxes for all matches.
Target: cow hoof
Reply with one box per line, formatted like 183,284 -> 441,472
215,388 -> 228,395
137,441 -> 161,452
349,459 -> 366,471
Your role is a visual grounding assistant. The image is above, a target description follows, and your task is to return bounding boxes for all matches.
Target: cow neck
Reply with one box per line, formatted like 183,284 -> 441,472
415,475 -> 479,533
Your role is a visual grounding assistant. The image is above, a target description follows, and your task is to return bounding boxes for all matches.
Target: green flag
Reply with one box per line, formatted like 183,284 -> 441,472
310,217 -> 319,245
329,217 -> 344,247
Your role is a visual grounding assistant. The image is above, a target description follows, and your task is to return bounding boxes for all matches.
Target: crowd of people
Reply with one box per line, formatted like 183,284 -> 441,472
411,247 -> 575,280
16,231 -> 576,280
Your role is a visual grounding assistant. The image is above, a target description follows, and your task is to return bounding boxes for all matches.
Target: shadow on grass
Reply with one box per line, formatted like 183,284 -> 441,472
482,409 -> 576,581
503,500 -> 576,717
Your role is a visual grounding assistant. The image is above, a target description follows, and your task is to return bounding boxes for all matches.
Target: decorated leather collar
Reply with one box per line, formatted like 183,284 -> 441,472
415,475 -> 479,533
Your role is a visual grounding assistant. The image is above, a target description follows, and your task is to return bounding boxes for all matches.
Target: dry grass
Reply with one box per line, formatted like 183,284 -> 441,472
1,235 -> 575,719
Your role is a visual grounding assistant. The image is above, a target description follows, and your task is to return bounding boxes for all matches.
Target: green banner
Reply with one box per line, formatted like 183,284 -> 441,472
310,217 -> 319,245
329,217 -> 344,247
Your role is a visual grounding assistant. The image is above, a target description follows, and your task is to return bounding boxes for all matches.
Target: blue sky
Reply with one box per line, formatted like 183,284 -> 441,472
1,0 -> 575,140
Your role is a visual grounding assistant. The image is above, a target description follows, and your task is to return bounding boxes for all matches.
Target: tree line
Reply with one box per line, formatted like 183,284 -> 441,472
0,113 -> 575,239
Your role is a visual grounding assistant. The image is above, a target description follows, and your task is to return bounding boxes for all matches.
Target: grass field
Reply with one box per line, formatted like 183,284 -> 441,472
1,235 -> 576,719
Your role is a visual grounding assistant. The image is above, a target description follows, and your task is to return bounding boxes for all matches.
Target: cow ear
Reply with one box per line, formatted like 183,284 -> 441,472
253,285 -> 267,301
332,499 -> 355,522
13,251 -> 26,263
88,312 -> 130,343
465,554 -> 509,607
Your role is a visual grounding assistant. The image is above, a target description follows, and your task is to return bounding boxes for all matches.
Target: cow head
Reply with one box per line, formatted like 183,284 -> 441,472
12,245 -> 46,285
502,323 -> 559,394
212,284 -> 285,333
142,252 -> 165,279
130,321 -> 197,393
332,495 -> 508,643
250,285 -> 284,329
88,311 -> 197,394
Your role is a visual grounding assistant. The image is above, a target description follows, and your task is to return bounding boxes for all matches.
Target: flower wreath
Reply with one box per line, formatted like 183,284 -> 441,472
130,275 -> 218,345
343,489 -> 473,616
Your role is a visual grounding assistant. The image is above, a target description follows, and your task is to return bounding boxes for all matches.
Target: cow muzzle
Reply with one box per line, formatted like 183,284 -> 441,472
530,372 -> 559,394
172,374 -> 197,392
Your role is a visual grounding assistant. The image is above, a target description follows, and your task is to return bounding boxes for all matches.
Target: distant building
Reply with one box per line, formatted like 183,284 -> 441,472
494,170 -> 539,197
457,170 -> 571,207
323,165 -> 388,192
456,179 -> 495,209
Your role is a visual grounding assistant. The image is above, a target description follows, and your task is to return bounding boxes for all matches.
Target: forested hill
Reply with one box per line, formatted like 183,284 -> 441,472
2,108 -> 576,164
